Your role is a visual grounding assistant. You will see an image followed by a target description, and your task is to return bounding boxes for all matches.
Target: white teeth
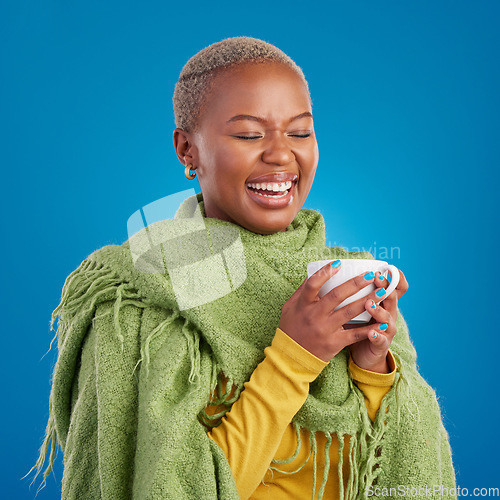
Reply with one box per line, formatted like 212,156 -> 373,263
255,190 -> 289,198
246,180 -> 293,192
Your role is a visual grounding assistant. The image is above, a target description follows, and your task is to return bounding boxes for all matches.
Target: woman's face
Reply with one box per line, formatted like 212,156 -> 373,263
183,62 -> 318,235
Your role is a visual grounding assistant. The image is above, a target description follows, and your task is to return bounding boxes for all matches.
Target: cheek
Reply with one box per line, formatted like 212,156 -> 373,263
298,144 -> 319,176
212,149 -> 261,186
199,148 -> 249,196
223,143 -> 261,168
201,140 -> 248,173
310,139 -> 319,165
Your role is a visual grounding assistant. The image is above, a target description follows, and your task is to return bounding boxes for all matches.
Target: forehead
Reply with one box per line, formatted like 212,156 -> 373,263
199,62 -> 311,124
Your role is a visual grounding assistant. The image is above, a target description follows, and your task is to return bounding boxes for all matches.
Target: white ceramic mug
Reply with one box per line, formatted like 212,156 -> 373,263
306,259 -> 400,323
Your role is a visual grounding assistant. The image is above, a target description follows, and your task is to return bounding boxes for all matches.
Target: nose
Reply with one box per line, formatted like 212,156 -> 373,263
261,132 -> 295,166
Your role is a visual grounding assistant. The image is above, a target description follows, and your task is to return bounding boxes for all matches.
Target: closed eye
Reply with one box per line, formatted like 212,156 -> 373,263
287,133 -> 312,138
233,135 -> 263,140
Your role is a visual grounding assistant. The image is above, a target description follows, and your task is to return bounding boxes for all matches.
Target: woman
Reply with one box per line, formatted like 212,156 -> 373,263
33,37 -> 456,499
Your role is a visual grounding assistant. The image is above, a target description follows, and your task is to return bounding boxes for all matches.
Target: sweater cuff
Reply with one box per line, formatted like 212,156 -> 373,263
349,350 -> 397,387
273,328 -> 328,380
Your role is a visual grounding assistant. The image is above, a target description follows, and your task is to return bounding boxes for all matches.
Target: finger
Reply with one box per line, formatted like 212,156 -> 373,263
364,299 -> 396,336
377,271 -> 403,317
365,298 -> 392,324
301,260 -> 342,303
375,268 -> 409,294
375,268 -> 407,317
332,284 -> 388,324
374,271 -> 390,290
395,268 -> 409,297
336,324 -> 381,348
319,269 -> 376,313
382,268 -> 409,297
378,289 -> 398,319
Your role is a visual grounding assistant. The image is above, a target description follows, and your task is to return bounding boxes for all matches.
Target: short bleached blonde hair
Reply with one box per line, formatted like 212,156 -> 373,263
173,36 -> 310,132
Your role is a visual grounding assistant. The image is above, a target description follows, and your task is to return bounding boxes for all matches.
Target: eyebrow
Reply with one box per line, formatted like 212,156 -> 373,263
226,111 -> 313,125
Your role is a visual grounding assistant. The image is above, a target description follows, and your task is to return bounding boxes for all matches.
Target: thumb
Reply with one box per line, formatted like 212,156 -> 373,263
368,329 -> 390,354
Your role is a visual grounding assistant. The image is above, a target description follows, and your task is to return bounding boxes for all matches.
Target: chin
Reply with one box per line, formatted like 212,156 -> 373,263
244,211 -> 298,235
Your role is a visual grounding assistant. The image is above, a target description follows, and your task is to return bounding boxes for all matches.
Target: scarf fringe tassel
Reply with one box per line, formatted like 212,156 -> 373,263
26,258 -> 147,491
264,361 -> 413,500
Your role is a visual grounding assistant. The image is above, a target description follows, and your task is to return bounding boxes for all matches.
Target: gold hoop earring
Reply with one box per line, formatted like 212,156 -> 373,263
184,164 -> 196,180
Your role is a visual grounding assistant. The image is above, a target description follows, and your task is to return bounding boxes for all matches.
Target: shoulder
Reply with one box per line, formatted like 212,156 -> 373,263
52,243 -> 144,345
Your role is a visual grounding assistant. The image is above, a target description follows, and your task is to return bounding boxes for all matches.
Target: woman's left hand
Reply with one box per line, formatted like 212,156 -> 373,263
348,268 -> 409,373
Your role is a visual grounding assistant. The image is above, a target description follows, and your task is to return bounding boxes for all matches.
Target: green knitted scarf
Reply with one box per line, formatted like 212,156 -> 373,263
32,193 -> 456,499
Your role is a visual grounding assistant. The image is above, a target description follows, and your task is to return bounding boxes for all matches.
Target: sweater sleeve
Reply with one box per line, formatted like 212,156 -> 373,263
348,351 -> 397,421
208,327 -> 327,499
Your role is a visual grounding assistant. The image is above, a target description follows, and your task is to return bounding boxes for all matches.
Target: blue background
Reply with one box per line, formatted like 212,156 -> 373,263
2,0 -> 499,497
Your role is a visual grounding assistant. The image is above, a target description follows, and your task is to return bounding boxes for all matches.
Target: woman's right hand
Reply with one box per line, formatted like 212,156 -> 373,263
278,260 -> 388,362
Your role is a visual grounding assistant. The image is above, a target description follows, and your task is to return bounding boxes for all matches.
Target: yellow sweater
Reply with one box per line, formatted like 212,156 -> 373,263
207,328 -> 396,499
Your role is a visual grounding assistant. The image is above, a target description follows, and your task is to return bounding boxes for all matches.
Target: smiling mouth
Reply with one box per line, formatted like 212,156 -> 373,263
246,180 -> 294,198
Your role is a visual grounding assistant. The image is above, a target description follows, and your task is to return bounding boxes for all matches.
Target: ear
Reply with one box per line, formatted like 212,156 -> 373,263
173,128 -> 197,166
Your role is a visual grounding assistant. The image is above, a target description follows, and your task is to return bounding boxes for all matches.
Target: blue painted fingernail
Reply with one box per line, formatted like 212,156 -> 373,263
370,300 -> 376,309
380,323 -> 388,331
372,332 -> 378,339
387,274 -> 392,283
376,288 -> 386,297
331,260 -> 341,268
364,271 -> 375,280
